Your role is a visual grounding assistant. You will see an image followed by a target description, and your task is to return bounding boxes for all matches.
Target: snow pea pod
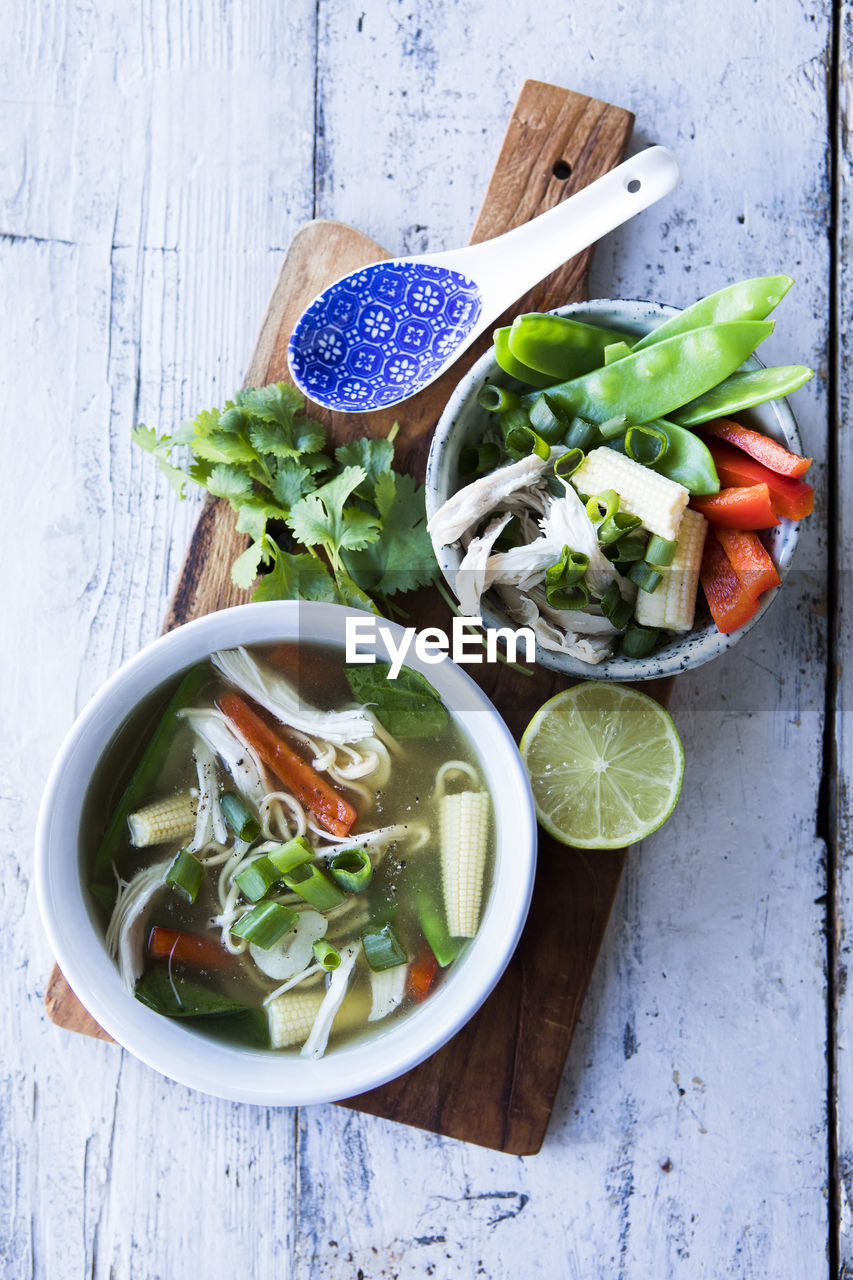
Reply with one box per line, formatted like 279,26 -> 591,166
610,419 -> 720,495
508,313 -> 633,380
669,365 -> 814,426
522,321 -> 774,428
632,275 -> 793,352
493,327 -> 556,388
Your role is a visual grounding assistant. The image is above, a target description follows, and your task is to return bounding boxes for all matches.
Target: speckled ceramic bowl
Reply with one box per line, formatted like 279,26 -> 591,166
425,299 -> 805,681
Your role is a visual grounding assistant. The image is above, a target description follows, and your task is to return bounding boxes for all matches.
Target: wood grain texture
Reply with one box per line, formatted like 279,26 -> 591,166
46,82 -> 642,1156
5,1 -> 836,1275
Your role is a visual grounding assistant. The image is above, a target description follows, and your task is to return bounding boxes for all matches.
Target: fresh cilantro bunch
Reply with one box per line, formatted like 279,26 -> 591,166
132,382 -> 437,613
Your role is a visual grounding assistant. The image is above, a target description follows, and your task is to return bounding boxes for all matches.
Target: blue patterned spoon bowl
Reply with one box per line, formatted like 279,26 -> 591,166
288,147 -> 680,413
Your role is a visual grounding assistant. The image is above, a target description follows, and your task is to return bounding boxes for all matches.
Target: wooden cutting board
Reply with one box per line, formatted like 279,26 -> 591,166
45,79 -> 672,1154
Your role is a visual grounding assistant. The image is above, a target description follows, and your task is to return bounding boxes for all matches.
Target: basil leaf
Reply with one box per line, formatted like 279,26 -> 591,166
344,663 -> 448,739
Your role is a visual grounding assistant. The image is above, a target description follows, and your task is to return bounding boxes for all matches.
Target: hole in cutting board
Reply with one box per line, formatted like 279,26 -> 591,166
626,178 -> 642,193
552,159 -> 572,180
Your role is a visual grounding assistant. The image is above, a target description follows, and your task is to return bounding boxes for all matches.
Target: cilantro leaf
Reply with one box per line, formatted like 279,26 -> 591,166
271,457 -> 319,509
287,466 -> 381,571
191,429 -> 259,466
335,434 -> 395,500
235,494 -> 289,541
206,463 -> 253,504
231,539 -> 269,590
131,425 -> 187,498
251,548 -> 338,603
240,383 -> 326,456
343,471 -> 437,595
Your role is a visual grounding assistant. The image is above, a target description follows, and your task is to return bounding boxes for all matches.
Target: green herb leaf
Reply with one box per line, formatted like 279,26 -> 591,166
191,429 -> 259,466
335,434 -> 396,500
131,425 -> 188,498
343,471 -> 436,596
232,540 -> 269,590
234,494 -> 289,541
206,463 -> 254,504
271,457 -> 319,508
287,466 -> 381,570
344,663 -> 448,738
251,547 -> 338,603
240,383 -> 326,456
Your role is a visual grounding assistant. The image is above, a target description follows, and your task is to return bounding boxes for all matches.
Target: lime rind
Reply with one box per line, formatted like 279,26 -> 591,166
520,683 -> 684,849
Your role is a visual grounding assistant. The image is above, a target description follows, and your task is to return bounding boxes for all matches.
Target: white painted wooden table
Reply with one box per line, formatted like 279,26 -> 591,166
3,1 -> 847,1275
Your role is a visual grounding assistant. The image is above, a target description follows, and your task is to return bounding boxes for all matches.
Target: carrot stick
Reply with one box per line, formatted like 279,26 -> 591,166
407,948 -> 439,1003
218,691 -> 357,837
148,927 -> 236,970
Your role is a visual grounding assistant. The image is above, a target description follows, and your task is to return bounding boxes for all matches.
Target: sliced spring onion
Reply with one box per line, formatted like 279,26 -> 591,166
362,922 -> 408,971
545,546 -> 589,589
599,582 -> 635,630
565,416 -> 599,451
477,383 -> 520,413
604,535 -> 647,564
164,850 -> 203,904
645,534 -> 678,567
604,340 -> 633,365
553,448 -> 585,481
596,512 -> 642,545
220,792 -> 260,842
499,406 -> 531,440
597,413 -> 630,440
231,902 -> 298,949
528,393 -> 568,443
234,855 -> 281,903
503,422 -> 551,461
545,582 -> 590,610
459,441 -> 502,476
283,862 -> 346,910
624,424 -> 669,465
268,836 -> 315,876
312,939 -> 342,971
627,561 -> 663,594
586,490 -> 619,523
621,623 -> 660,658
327,846 -> 372,893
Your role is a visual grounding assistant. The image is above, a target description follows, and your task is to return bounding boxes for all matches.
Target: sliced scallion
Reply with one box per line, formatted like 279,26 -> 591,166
220,792 -> 260,843
268,836 -> 314,876
545,582 -> 590,610
586,489 -> 619,523
621,623 -> 660,658
164,849 -> 203,904
597,511 -> 642,545
362,923 -> 408,971
545,546 -> 589,589
597,413 -> 630,440
645,534 -> 678,567
328,846 -> 372,893
624,423 -> 669,465
627,561 -> 663,594
282,862 -> 346,910
234,855 -> 280,903
503,422 -> 551,461
477,383 -> 520,413
604,535 -> 646,564
553,448 -> 585,481
459,441 -> 501,476
599,582 -> 634,631
564,416 -> 599,451
528,393 -> 568,443
231,902 -> 298,949
312,939 -> 342,971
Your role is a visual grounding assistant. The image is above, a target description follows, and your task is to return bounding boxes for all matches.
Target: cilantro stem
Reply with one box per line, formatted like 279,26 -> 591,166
434,580 -> 534,677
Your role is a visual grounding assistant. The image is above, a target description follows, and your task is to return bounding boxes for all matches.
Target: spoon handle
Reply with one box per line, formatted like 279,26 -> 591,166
435,146 -> 681,317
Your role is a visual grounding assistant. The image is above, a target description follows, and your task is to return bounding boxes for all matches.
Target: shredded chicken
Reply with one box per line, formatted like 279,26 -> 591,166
427,453 -> 554,545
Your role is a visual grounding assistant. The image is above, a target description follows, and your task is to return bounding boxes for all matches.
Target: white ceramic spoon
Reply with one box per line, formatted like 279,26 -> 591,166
288,145 -> 680,413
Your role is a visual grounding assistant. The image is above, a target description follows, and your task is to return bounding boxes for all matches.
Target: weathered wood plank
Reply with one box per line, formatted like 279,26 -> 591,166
2,0 -> 835,1276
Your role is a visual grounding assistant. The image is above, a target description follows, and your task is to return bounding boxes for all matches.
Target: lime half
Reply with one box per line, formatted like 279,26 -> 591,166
520,683 -> 684,849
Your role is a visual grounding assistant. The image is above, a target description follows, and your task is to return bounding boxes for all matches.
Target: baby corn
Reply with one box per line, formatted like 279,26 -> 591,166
268,988 -> 326,1049
571,447 -> 688,541
441,790 -> 490,938
127,792 -> 197,847
636,509 -> 708,631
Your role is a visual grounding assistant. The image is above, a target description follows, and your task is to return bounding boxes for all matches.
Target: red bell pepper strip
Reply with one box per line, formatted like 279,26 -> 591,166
700,418 -> 812,477
218,691 -> 357,837
700,530 -> 763,634
703,439 -> 814,520
690,484 -> 779,530
715,528 -> 781,597
407,948 -> 439,1003
148,927 -> 236,970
